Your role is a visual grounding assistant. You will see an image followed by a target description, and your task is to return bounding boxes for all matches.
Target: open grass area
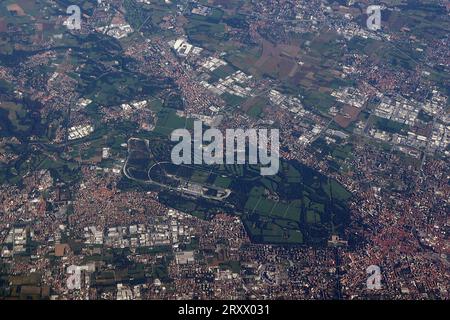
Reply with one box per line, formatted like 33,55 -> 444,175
154,108 -> 194,137
371,116 -> 409,135
0,102 -> 30,132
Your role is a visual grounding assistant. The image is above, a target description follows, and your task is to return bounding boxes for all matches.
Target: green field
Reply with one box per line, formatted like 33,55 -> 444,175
125,134 -> 352,246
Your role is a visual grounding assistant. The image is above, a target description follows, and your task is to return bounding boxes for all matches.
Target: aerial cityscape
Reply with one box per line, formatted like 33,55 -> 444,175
0,0 -> 448,302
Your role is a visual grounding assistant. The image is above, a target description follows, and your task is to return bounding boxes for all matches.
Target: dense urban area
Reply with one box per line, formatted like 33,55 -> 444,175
0,0 -> 448,300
